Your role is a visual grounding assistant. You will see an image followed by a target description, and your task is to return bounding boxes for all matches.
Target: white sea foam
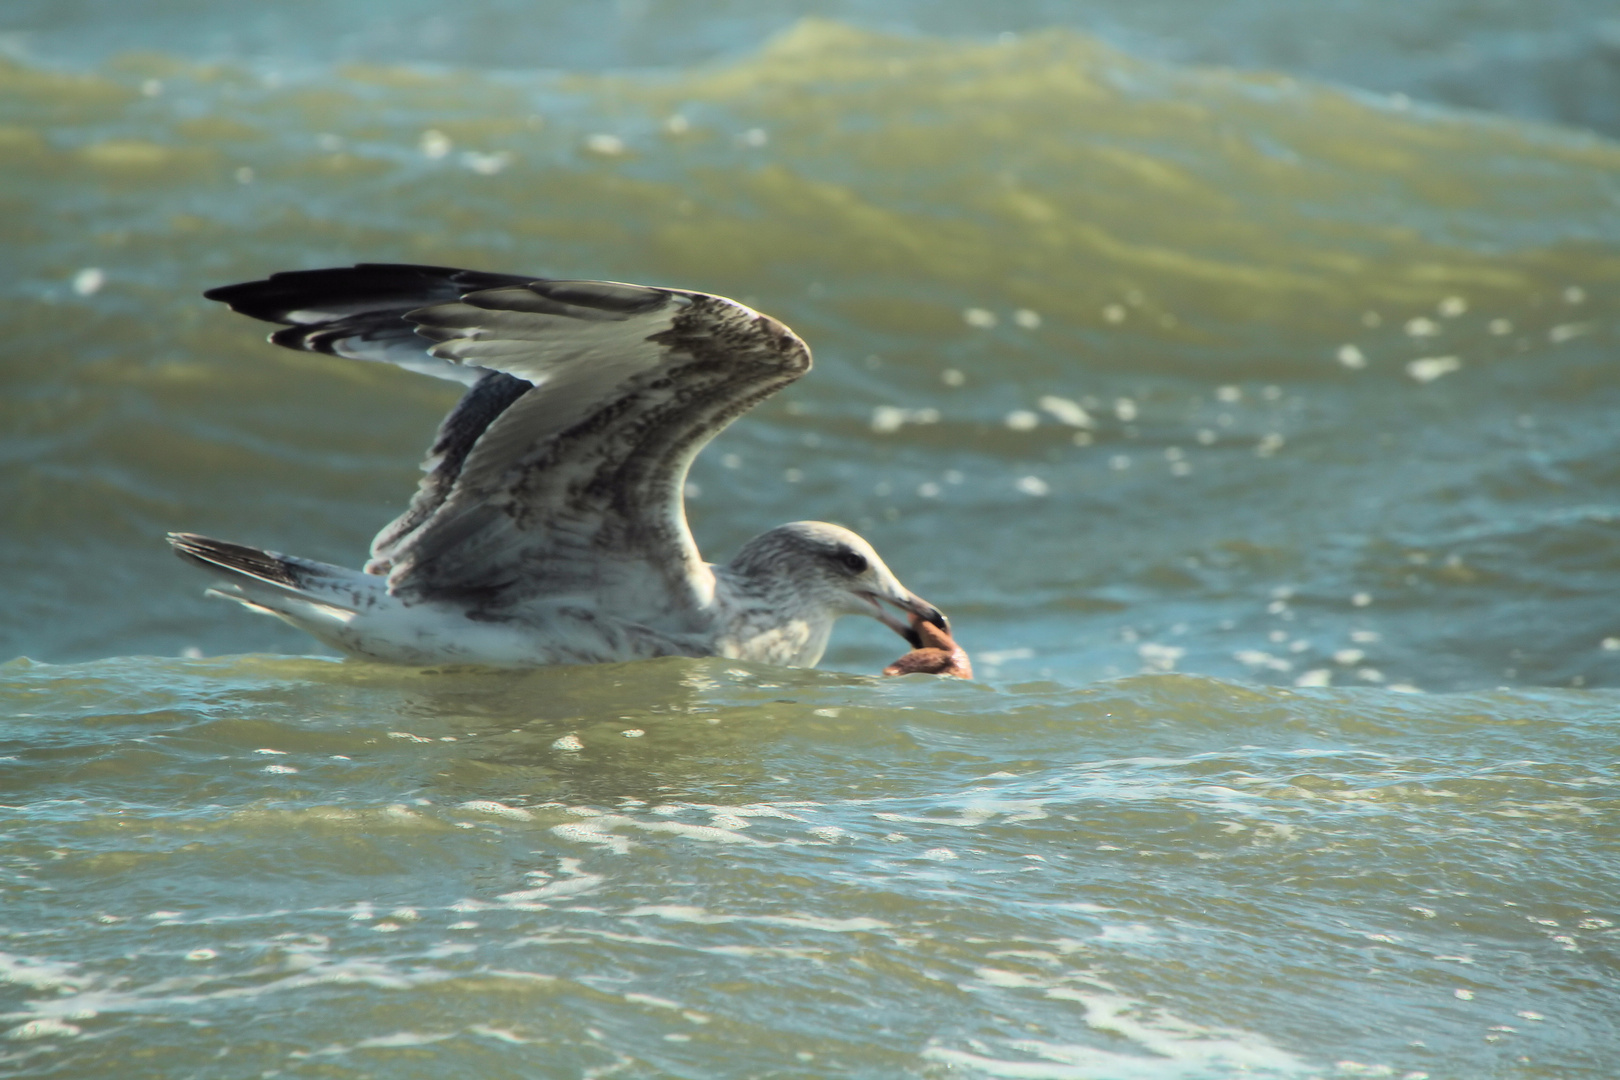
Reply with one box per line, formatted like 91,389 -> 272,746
925,989 -> 1316,1077
458,800 -> 535,821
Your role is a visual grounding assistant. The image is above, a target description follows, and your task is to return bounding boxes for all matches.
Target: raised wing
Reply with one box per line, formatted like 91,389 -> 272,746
391,280 -> 810,615
207,264 -> 811,622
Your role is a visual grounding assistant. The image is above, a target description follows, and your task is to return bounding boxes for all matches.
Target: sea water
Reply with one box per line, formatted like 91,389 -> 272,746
2,7 -> 1618,1077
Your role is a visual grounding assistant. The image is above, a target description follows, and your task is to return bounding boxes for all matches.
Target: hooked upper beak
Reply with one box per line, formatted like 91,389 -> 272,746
861,590 -> 949,648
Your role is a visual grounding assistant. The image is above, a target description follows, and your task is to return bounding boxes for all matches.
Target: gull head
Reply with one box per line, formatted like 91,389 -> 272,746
727,521 -> 947,647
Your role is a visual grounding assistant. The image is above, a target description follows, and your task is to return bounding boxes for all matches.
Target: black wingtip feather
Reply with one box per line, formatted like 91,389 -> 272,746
167,532 -> 304,589
204,263 -> 539,326
266,323 -> 353,355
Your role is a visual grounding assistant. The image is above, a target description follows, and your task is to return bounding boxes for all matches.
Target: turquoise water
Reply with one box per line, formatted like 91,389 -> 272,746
5,657 -> 1616,1077
3,9 -> 1619,1078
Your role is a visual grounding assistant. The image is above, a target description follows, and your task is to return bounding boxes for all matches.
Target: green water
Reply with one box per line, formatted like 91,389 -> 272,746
3,18 -> 1619,1079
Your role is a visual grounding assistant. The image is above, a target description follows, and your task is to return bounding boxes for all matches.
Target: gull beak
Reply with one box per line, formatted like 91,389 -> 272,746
862,589 -> 949,648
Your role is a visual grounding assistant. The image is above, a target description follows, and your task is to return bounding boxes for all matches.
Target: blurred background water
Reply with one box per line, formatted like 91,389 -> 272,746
2,3 -> 1618,1078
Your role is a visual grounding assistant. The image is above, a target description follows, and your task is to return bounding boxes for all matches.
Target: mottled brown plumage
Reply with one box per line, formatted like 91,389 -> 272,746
173,263 -> 953,669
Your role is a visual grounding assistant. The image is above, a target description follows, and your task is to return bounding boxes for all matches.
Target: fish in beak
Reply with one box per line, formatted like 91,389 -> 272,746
862,588 -> 949,648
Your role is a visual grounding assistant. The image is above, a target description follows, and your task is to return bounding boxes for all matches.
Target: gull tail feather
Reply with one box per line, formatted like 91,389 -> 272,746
167,532 -> 388,642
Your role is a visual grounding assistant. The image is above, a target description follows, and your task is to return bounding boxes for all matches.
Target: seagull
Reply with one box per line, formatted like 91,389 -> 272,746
170,263 -> 949,668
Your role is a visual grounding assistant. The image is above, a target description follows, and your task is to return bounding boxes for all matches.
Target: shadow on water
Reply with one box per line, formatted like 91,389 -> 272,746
1,651 -> 999,806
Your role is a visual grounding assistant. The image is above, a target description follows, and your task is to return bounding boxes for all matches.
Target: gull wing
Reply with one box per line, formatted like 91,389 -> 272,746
207,264 -> 812,620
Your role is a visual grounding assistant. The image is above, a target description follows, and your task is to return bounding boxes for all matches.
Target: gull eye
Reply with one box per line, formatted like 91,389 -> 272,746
838,550 -> 868,574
